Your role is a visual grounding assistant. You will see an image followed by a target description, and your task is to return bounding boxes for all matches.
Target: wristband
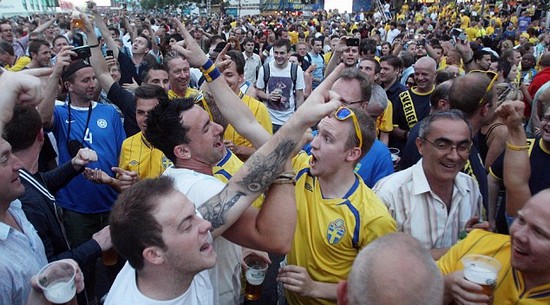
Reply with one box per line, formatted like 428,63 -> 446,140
88,44 -> 100,48
506,141 -> 529,151
199,59 -> 221,82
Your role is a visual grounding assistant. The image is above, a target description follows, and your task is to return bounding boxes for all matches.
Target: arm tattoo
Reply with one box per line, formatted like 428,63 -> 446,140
199,188 -> 246,229
198,139 -> 295,229
237,139 -> 296,193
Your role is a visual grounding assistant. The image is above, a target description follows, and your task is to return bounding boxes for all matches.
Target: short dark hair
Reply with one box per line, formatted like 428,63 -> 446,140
28,39 -> 49,58
135,84 -> 168,102
144,98 -> 195,162
243,37 -> 255,45
141,62 -> 168,83
380,55 -> 403,70
272,39 -> 291,52
226,50 -> 245,75
108,27 -> 120,37
429,81 -> 452,109
3,105 -> 42,152
110,176 -> 175,270
0,40 -> 14,56
52,35 -> 69,46
496,60 -> 512,79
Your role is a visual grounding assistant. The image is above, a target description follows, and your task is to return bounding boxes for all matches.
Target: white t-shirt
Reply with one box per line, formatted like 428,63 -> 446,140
256,61 -> 305,125
105,262 -> 213,305
163,167 -> 242,305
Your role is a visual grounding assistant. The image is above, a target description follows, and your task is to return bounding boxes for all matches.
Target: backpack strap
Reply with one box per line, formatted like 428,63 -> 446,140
263,61 -> 270,88
291,63 -> 298,111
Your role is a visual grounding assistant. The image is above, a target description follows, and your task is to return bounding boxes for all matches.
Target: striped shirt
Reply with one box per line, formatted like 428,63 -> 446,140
373,160 -> 482,249
0,200 -> 47,305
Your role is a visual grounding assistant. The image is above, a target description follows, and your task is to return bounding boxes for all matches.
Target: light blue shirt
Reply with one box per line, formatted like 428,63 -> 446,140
0,200 -> 47,305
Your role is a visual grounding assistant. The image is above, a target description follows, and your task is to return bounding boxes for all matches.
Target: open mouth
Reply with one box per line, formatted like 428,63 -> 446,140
200,241 -> 211,252
513,245 -> 528,257
309,154 -> 318,167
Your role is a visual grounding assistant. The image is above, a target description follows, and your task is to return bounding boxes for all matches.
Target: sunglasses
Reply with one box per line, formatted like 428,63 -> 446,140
335,107 -> 363,149
469,70 -> 498,105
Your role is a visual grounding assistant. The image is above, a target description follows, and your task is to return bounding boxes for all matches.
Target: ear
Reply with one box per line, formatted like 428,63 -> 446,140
416,136 -> 425,156
36,128 -> 45,142
174,144 -> 191,160
437,99 -> 450,111
480,101 -> 490,117
142,246 -> 164,266
238,74 -> 244,85
336,280 -> 348,305
345,147 -> 362,163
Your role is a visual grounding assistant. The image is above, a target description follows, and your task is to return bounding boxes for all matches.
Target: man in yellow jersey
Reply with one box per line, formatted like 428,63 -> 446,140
118,84 -> 172,179
438,189 -> 550,305
277,68 -> 397,305
221,50 -> 272,161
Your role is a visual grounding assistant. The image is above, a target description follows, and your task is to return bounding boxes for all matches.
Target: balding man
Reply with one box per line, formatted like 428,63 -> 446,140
390,56 -> 436,153
337,233 -> 444,305
439,189 -> 550,305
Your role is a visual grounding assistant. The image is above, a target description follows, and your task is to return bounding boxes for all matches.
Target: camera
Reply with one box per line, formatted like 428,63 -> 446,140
346,38 -> 359,47
106,49 -> 114,57
71,46 -> 91,61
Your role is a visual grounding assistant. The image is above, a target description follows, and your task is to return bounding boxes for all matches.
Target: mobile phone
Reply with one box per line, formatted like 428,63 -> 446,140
346,38 -> 359,47
450,28 -> 462,37
106,50 -> 114,57
71,46 -> 91,61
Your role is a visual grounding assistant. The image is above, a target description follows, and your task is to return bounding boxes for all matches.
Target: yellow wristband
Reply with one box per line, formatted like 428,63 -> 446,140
506,141 -> 529,151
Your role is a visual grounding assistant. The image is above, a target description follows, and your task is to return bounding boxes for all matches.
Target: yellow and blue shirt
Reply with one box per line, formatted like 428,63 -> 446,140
118,131 -> 172,179
286,152 -> 397,305
438,229 -> 550,304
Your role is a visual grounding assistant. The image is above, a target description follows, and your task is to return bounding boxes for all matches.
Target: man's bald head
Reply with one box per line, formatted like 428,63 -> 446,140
413,57 -> 437,93
415,56 -> 437,71
342,233 -> 443,305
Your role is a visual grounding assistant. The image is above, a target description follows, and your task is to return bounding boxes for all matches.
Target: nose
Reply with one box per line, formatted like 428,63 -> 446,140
200,217 -> 213,234
12,155 -> 24,172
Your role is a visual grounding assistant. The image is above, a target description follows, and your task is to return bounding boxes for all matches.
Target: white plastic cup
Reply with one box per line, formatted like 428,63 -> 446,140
388,147 -> 400,163
37,261 -> 77,304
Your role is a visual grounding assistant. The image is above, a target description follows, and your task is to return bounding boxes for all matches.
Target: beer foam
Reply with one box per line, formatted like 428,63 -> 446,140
464,264 -> 498,285
44,281 -> 76,304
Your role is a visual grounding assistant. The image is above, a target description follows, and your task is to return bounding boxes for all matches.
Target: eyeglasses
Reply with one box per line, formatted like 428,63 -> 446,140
335,107 -> 363,149
341,98 -> 365,106
420,137 -> 473,156
469,70 -> 499,105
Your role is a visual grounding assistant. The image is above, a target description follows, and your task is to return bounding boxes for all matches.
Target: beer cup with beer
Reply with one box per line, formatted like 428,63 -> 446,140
37,260 -> 77,304
461,254 -> 502,304
243,255 -> 269,301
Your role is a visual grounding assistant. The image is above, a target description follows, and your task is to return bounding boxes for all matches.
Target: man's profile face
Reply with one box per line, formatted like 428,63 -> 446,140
180,105 -> 225,166
509,191 -> 550,277
153,190 -> 216,273
0,139 -> 25,203
331,78 -> 367,111
33,44 -> 52,68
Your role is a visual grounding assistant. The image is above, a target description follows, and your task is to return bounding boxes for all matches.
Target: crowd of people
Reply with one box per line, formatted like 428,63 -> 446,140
1,0 -> 549,304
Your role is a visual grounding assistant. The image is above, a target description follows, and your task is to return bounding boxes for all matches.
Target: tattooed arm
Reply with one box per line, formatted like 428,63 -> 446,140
177,19 -> 343,243
198,70 -> 344,240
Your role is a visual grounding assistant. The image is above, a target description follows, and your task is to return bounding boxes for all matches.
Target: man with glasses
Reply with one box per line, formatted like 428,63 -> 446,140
278,67 -> 397,305
374,110 -> 483,259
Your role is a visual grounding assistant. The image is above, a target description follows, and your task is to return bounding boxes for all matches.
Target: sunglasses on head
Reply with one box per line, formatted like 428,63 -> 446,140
469,70 -> 499,105
334,106 -> 363,149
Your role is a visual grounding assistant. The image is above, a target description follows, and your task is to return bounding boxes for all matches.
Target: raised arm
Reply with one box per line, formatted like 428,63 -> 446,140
173,18 -> 271,149
36,46 -> 74,129
82,15 -> 116,92
499,100 -> 531,216
90,5 -> 120,59
325,37 -> 347,78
